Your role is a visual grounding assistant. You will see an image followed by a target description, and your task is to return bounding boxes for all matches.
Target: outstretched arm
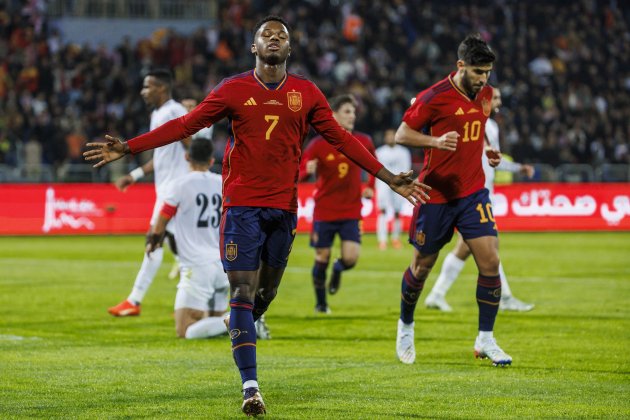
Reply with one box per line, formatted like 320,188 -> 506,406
395,122 -> 458,151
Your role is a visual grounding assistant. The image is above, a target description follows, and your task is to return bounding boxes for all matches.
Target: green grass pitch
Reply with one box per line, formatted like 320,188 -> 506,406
1,232 -> 629,419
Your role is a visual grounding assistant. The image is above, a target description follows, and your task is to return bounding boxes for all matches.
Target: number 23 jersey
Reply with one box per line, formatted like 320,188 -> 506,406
403,72 -> 493,203
163,171 -> 222,266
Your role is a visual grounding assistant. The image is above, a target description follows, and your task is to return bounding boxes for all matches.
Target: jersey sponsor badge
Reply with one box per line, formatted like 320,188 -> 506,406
225,241 -> 238,261
415,230 -> 425,246
482,98 -> 491,116
287,90 -> 302,112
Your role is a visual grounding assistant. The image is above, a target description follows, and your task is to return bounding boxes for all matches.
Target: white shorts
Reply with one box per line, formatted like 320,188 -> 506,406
174,260 -> 229,312
150,197 -> 176,235
376,184 -> 406,213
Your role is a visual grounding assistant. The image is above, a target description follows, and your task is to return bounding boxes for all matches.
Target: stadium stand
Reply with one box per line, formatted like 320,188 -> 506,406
0,0 -> 628,182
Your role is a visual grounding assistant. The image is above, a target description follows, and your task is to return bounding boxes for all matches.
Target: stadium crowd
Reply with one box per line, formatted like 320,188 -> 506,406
0,0 -> 628,174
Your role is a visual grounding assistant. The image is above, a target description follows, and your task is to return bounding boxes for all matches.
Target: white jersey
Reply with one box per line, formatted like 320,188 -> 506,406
151,99 -> 190,197
163,171 -> 223,267
483,118 -> 523,195
375,144 -> 412,211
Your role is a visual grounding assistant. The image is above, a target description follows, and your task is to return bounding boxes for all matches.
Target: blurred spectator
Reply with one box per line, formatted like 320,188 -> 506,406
0,0 -> 629,179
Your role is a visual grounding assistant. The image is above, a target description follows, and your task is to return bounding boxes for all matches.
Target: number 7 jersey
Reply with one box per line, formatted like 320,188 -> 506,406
403,72 -> 493,203
163,171 -> 223,266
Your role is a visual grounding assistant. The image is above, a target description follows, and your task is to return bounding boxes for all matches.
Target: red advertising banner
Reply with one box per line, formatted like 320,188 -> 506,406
1,183 -> 629,235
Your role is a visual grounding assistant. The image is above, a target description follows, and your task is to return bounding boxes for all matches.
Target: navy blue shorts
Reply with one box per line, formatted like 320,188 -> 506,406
310,219 -> 361,248
220,207 -> 297,271
408,188 -> 498,255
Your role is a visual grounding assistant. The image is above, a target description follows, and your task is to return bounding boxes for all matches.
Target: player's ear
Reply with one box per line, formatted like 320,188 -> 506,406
251,44 -> 257,55
456,60 -> 466,71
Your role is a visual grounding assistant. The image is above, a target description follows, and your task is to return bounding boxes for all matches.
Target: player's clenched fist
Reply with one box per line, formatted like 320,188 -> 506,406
435,131 -> 459,151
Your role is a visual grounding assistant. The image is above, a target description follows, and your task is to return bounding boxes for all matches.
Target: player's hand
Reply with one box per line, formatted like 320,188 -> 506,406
521,164 -> 535,179
305,159 -> 318,174
386,170 -> 431,206
115,175 -> 134,192
485,147 -> 502,167
145,232 -> 164,256
435,131 -> 459,151
362,187 -> 374,199
83,135 -> 130,168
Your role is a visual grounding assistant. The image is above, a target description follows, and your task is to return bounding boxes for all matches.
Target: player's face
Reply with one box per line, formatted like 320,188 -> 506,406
333,103 -> 356,131
491,88 -> 502,113
460,63 -> 493,96
140,76 -> 163,108
252,21 -> 291,65
384,129 -> 396,146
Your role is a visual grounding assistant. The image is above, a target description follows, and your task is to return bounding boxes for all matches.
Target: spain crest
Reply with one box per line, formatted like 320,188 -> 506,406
225,242 -> 237,261
415,230 -> 425,246
481,98 -> 491,117
287,90 -> 302,112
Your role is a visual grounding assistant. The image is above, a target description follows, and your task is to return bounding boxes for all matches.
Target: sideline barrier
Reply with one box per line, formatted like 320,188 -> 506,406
1,183 -> 629,235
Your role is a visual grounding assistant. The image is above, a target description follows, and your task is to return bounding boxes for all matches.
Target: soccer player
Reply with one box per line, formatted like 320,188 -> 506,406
146,138 -> 228,339
108,69 -> 190,317
393,34 -> 513,367
375,128 -> 412,250
298,94 -> 376,314
424,87 -> 535,312
84,16 -> 430,416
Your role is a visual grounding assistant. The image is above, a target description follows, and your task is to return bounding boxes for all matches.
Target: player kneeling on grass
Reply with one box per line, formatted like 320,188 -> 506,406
146,138 -> 228,339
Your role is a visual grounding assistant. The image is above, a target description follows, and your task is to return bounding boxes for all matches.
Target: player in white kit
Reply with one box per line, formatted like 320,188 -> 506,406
108,69 -> 192,317
424,87 -> 536,312
375,128 -> 412,250
146,138 -> 229,338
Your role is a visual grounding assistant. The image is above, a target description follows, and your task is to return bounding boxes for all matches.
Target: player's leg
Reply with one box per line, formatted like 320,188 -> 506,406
309,222 -> 334,313
164,231 -> 180,280
390,192 -> 405,249
109,200 -> 167,316
458,189 -> 511,366
397,203 -> 454,364
425,234 -> 471,312
498,261 -> 535,311
376,184 -> 390,250
329,220 -> 361,295
220,207 -> 267,415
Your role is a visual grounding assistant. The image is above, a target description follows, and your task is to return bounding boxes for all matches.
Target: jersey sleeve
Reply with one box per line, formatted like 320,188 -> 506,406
128,82 -> 231,154
402,91 -> 435,131
162,179 -> 183,208
307,84 -> 383,176
362,135 -> 377,189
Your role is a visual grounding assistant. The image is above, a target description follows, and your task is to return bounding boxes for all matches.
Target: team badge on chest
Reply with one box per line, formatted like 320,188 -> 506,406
287,90 -> 302,112
225,241 -> 238,261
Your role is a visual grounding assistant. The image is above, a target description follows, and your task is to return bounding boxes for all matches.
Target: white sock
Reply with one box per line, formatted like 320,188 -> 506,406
128,247 -> 164,303
243,380 -> 259,390
377,213 -> 388,243
429,252 -> 466,297
498,262 -> 512,298
392,218 -> 402,240
478,330 -> 494,341
185,316 -> 227,339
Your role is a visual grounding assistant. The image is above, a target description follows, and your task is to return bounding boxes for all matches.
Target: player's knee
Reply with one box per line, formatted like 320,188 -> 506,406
341,257 -> 357,269
260,287 -> 278,302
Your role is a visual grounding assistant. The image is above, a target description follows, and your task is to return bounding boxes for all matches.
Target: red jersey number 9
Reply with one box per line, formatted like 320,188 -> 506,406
338,162 -> 349,178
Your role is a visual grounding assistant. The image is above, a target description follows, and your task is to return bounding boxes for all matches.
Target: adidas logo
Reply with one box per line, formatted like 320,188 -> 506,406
455,107 -> 464,115
244,97 -> 257,106
467,108 -> 479,114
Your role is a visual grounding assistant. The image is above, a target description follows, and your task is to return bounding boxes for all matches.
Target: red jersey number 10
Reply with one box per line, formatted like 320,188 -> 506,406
462,120 -> 482,142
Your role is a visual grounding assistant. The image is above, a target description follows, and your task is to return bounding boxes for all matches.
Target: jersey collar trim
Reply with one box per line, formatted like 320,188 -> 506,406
448,73 -> 474,102
253,70 -> 288,91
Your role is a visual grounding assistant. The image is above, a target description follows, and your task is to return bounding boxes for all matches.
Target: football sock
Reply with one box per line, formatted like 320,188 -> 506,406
377,213 -> 388,243
252,291 -> 271,322
242,380 -> 259,391
478,330 -> 494,341
312,261 -> 328,307
333,258 -> 353,274
430,252 -> 465,297
392,217 -> 402,240
476,273 -> 501,331
400,267 -> 425,324
229,298 -> 257,384
185,316 -> 227,339
128,247 -> 163,303
498,262 -> 512,298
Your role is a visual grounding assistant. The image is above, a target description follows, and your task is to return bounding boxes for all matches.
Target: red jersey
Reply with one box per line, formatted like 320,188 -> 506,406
403,72 -> 493,203
299,132 -> 376,221
127,70 -> 383,212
